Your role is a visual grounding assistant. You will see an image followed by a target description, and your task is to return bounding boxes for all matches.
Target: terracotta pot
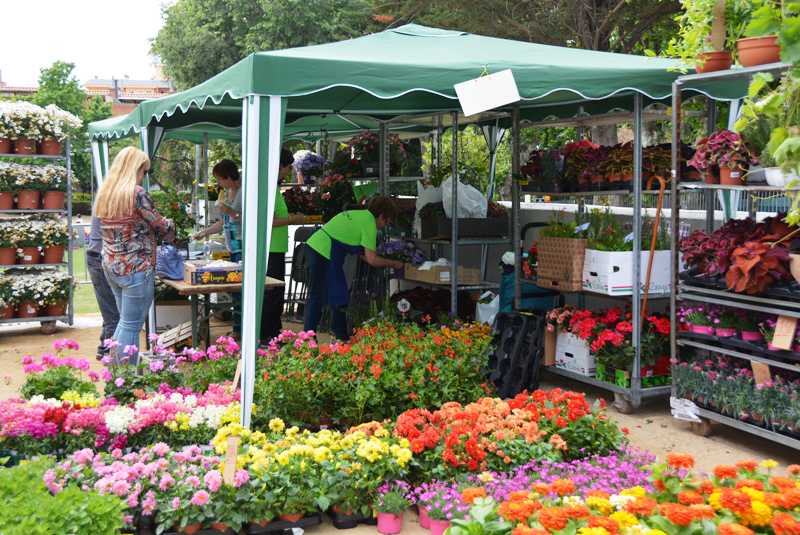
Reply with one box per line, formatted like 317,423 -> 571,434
39,138 -> 62,156
684,169 -> 702,181
737,35 -> 780,67
43,245 -> 64,264
210,522 -> 229,532
0,305 -> 14,319
704,170 -> 720,184
696,51 -> 732,73
377,512 -> 404,535
19,247 -> 41,265
46,302 -> 66,317
0,138 -> 11,154
429,519 -> 450,535
42,191 -> 65,210
418,507 -> 431,529
17,301 -> 39,318
254,519 -> 271,528
790,253 -> 800,284
181,524 -> 202,535
16,190 -> 41,210
0,192 -> 13,209
0,247 -> 16,265
720,166 -> 746,186
13,138 -> 37,155
280,514 -> 304,522
741,330 -> 763,343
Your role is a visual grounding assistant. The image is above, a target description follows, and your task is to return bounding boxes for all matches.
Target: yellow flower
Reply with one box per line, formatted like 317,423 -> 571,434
759,459 -> 778,470
643,530 -> 668,535
268,418 -> 285,433
621,486 -> 646,498
610,511 -> 638,528
60,390 -> 99,407
577,528 -> 610,535
477,472 -> 495,483
740,487 -> 765,503
709,492 -> 722,511
738,501 -> 772,528
586,496 -> 613,515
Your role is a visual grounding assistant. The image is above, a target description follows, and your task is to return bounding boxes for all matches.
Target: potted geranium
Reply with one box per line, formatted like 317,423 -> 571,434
41,219 -> 68,264
375,481 -> 412,535
41,165 -> 68,209
40,105 -> 81,156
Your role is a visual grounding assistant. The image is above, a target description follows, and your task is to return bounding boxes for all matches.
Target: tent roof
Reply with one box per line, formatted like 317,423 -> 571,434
90,24 -> 740,141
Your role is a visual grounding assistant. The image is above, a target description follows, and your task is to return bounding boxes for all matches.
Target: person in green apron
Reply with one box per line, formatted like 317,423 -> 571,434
260,149 -> 307,343
303,196 -> 403,340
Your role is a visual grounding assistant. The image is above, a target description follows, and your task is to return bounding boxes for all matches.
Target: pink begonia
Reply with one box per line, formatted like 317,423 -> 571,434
124,515 -> 134,526
233,469 -> 249,488
53,338 -> 79,352
206,345 -> 223,360
151,442 -> 170,457
190,490 -> 210,506
23,363 -> 45,374
204,470 -> 222,492
159,473 -> 175,491
73,448 -> 94,466
101,354 -> 113,365
88,371 -> 100,382
149,360 -> 165,373
101,369 -> 113,382
171,497 -> 181,510
103,339 -> 119,349
126,492 -> 139,508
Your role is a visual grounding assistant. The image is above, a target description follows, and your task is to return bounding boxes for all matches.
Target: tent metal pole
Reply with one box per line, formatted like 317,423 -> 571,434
511,107 -> 521,310
705,100 -> 717,232
670,80 -> 682,396
139,129 -> 157,345
193,144 -> 201,231
631,93 -> 644,408
450,112 -> 459,317
379,121 -> 389,195
202,134 -> 209,227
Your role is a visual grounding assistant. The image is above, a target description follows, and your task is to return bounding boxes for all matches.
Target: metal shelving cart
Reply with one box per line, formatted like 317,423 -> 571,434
669,62 -> 800,449
0,143 -> 75,333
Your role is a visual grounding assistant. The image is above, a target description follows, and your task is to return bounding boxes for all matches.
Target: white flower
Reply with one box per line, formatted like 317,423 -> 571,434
609,494 -> 636,510
104,406 -> 136,434
397,298 -> 411,314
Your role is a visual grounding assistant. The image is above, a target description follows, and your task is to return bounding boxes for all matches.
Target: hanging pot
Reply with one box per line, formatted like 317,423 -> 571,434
42,191 -> 65,210
790,254 -> 800,285
0,192 -> 13,209
0,247 -> 16,265
39,138 -> 62,156
720,166 -> 746,186
46,301 -> 66,317
17,301 -> 39,318
737,35 -> 780,67
0,138 -> 11,154
13,138 -> 37,155
696,51 -> 732,73
16,190 -> 41,210
377,513 -> 404,535
19,247 -> 41,265
0,305 -> 14,319
43,245 -> 64,264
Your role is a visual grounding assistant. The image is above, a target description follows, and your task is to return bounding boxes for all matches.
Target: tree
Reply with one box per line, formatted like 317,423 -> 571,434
32,62 -> 112,191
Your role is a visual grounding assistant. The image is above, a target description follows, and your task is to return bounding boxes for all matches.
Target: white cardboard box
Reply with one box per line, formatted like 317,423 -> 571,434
156,303 -> 193,331
555,332 -> 595,376
582,249 -> 671,296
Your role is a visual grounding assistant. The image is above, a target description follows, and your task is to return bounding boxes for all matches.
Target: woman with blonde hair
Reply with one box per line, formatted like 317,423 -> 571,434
95,147 -> 175,362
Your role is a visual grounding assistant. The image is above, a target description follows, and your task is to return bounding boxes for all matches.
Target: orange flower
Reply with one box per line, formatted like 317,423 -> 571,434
531,482 -> 550,496
551,478 -> 576,496
719,523 -> 755,535
625,497 -> 657,517
538,507 -> 569,531
654,478 -> 666,492
772,512 -> 800,535
658,503 -> 696,527
498,499 -> 539,523
765,492 -> 787,509
769,476 -> 796,491
509,491 -> 533,501
667,453 -> 695,469
736,479 -> 764,491
563,505 -> 591,520
787,464 -> 800,475
715,465 -> 739,480
783,488 -> 800,509
586,490 -> 610,500
461,487 -> 487,505
720,489 -> 753,514
588,516 -> 619,534
698,479 -> 716,495
689,504 -> 716,520
736,460 -> 759,473
549,433 -> 567,451
678,491 -> 705,505
512,526 -> 548,535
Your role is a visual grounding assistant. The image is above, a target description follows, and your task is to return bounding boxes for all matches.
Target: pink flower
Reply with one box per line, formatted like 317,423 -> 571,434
186,475 -> 200,488
123,345 -> 138,356
149,360 -> 164,372
149,333 -> 160,343
22,355 -> 33,365
111,479 -> 130,497
204,470 -> 222,492
142,490 -> 157,516
101,369 -> 113,382
88,371 -> 100,382
233,469 -> 249,488
159,473 -> 175,491
171,497 -> 181,510
114,377 -> 125,388
190,490 -> 210,506
152,442 -> 170,457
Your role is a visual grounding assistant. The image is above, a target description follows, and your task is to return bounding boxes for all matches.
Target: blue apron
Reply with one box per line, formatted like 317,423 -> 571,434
325,233 -> 363,307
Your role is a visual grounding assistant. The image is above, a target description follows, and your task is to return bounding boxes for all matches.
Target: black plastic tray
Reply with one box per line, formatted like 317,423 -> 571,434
680,331 -> 800,364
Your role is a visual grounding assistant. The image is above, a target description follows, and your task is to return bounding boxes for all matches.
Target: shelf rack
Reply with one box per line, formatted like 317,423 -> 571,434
0,146 -> 75,331
669,62 -> 800,449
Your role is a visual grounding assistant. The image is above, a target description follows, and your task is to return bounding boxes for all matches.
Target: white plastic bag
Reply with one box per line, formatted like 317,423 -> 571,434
476,291 -> 499,325
441,176 -> 488,218
414,181 -> 443,236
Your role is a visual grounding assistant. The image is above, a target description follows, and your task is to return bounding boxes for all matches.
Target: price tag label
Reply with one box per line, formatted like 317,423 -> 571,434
454,69 -> 521,116
575,222 -> 590,233
232,359 -> 242,391
751,362 -> 772,386
772,315 -> 797,351
624,232 -> 635,243
223,435 -> 240,485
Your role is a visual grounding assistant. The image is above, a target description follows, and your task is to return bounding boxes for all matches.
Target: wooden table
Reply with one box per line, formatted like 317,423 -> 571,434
161,276 -> 284,346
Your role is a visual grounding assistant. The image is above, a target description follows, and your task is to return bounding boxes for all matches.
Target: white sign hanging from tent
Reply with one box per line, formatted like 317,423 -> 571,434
454,69 -> 521,117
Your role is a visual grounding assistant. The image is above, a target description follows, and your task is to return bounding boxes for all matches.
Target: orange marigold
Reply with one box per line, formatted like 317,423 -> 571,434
783,488 -> 800,509
736,460 -> 759,473
461,487 -> 487,504
588,516 -> 620,534
531,482 -> 550,496
678,491 -> 705,505
667,453 -> 695,470
563,505 -> 591,520
698,479 -> 716,495
538,507 -> 569,531
736,479 -> 764,491
625,497 -> 657,517
658,503 -> 696,527
551,478 -> 576,496
772,512 -> 800,535
769,476 -> 796,492
715,465 -> 739,480
720,489 -> 753,515
719,523 -> 755,535
586,489 -> 611,500
689,504 -> 716,520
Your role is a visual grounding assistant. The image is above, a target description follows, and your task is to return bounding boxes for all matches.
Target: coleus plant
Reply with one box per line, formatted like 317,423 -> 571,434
688,129 -> 758,171
726,240 -> 790,295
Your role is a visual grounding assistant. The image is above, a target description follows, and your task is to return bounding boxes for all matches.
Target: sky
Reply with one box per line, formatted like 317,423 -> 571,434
0,0 -> 170,87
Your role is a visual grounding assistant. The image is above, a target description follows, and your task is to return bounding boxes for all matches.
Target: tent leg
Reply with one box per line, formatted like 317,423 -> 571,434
139,130 -> 157,346
450,112 -> 459,317
631,93 -> 644,408
511,108 -> 521,310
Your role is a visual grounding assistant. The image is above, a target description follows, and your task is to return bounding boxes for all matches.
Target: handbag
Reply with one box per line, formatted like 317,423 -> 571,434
156,245 -> 185,280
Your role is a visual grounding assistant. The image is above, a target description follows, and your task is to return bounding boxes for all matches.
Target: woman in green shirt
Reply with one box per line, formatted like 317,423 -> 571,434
303,196 -> 403,340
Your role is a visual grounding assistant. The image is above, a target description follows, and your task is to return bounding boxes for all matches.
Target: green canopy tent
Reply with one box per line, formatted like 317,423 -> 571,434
88,24 -> 753,426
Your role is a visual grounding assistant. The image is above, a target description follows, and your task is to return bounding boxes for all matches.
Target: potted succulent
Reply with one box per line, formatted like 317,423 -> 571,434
41,165 -> 69,209
40,105 -> 81,156
375,481 -> 412,535
41,220 -> 69,264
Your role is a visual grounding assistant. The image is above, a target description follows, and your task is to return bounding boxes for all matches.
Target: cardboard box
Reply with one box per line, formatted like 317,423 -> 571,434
184,260 -> 243,285
156,302 -> 193,331
536,237 -> 586,292
582,249 -> 671,296
555,332 -> 595,376
404,262 -> 481,285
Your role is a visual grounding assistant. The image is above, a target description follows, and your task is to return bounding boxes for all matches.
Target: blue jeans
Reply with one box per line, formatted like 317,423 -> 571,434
102,267 -> 154,364
303,247 -> 349,341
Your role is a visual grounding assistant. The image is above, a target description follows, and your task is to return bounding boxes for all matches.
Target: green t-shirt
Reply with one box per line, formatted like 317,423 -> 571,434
306,210 -> 377,260
270,190 -> 289,253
